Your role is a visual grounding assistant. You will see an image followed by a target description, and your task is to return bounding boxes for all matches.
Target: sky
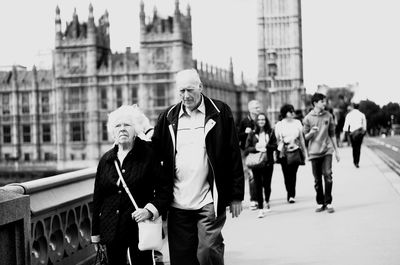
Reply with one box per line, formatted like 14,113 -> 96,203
0,0 -> 399,106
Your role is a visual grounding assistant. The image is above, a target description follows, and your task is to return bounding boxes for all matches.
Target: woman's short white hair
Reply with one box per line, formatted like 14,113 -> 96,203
107,105 -> 147,136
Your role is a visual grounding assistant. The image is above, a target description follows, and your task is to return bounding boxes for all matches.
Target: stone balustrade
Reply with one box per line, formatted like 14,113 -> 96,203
0,167 -> 97,265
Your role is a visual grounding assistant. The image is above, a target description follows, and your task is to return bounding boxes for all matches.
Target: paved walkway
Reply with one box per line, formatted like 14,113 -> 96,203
161,146 -> 400,264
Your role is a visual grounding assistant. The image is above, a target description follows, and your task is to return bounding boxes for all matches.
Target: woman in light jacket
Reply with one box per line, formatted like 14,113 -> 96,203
275,104 -> 307,204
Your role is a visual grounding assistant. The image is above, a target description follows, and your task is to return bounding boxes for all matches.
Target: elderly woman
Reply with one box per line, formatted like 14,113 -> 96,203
91,105 -> 171,265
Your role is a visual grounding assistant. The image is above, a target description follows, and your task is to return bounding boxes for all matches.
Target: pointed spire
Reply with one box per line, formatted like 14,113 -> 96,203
55,5 -> 62,35
103,10 -> 110,35
175,0 -> 180,15
104,9 -> 109,22
187,3 -> 191,17
55,5 -> 61,22
153,6 -> 158,18
140,0 -> 145,23
71,8 -> 79,38
229,57 -> 234,83
140,0 -> 145,14
89,3 -> 94,18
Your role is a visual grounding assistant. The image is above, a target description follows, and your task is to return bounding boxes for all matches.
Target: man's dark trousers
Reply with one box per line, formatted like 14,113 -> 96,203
350,133 -> 364,166
168,203 -> 226,265
310,155 -> 333,205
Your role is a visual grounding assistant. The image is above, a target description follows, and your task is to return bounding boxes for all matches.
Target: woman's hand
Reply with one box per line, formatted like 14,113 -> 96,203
255,143 -> 266,152
132,208 -> 153,223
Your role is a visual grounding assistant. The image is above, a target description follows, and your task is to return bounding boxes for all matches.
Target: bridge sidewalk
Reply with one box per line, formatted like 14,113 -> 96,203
160,146 -> 400,264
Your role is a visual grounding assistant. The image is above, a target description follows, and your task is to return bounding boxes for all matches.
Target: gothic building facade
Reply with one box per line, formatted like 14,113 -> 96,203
257,0 -> 306,124
0,1 -> 247,174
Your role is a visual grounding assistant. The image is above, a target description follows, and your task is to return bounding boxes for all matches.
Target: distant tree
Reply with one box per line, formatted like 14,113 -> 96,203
359,100 -> 382,135
381,102 -> 400,125
326,88 -> 354,109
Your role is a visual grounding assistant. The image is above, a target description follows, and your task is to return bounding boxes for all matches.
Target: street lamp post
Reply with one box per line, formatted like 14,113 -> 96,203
266,49 -> 277,90
391,114 -> 394,136
266,49 -> 277,122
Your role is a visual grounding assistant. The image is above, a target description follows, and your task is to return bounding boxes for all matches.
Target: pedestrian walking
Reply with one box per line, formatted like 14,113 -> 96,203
343,102 -> 367,168
238,99 -> 262,210
275,104 -> 307,204
244,113 -> 277,218
91,105 -> 171,265
303,93 -> 340,213
152,68 -> 244,265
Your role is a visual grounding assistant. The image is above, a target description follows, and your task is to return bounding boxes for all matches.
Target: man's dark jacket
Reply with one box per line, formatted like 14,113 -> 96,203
152,95 -> 245,216
91,137 -> 172,244
238,116 -> 256,150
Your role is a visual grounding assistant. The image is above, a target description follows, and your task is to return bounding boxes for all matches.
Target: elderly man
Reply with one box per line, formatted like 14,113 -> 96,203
152,68 -> 244,265
238,99 -> 262,210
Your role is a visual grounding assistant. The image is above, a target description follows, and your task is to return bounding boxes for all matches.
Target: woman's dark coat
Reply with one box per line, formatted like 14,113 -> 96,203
91,137 -> 172,244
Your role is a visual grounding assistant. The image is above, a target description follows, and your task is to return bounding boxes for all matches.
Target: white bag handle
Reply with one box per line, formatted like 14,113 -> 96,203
114,160 -> 139,210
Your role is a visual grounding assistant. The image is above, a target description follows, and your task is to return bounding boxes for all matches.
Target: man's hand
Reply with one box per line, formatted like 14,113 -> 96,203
335,151 -> 340,162
310,126 -> 319,136
229,201 -> 243,218
245,127 -> 252,134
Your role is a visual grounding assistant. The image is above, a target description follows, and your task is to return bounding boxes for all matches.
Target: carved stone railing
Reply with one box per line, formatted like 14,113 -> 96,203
0,167 -> 97,265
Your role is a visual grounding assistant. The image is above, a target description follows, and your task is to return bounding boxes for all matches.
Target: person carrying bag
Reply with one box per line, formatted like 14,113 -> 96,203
91,105 -> 171,265
244,113 -> 277,217
114,160 -> 163,251
275,104 -> 307,204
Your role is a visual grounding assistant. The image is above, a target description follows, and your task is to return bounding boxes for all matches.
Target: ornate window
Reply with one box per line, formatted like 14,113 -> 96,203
2,125 -> 11,143
2,93 -> 10,115
100,87 -> 108,109
21,93 -> 30,114
154,84 -> 168,107
116,87 -> 123,107
67,87 -> 85,111
22,125 -> 31,143
42,124 -> 51,142
101,121 -> 108,141
131,85 -> 138,105
44,152 -> 51,161
70,121 -> 85,142
41,91 -> 50,113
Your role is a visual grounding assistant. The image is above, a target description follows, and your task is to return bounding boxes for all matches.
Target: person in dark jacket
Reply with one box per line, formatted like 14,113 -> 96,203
244,113 -> 277,218
152,69 -> 244,265
91,105 -> 172,265
238,100 -> 262,210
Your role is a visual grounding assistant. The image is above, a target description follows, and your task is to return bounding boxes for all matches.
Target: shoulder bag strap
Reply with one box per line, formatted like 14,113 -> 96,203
114,160 -> 139,210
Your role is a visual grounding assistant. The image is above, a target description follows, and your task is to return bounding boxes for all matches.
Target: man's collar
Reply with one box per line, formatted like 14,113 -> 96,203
179,95 -> 205,117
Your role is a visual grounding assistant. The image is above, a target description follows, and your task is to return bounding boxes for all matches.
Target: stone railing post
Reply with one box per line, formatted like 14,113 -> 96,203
0,189 -> 31,265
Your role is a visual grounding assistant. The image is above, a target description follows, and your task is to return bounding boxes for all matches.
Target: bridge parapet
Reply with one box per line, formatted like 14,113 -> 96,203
1,167 -> 97,265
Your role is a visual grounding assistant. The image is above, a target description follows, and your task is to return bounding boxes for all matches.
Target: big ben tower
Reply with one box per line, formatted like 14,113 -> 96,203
257,0 -> 305,124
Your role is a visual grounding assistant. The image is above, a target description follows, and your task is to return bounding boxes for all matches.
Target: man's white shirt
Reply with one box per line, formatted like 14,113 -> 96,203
173,97 -> 213,210
343,109 -> 367,133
